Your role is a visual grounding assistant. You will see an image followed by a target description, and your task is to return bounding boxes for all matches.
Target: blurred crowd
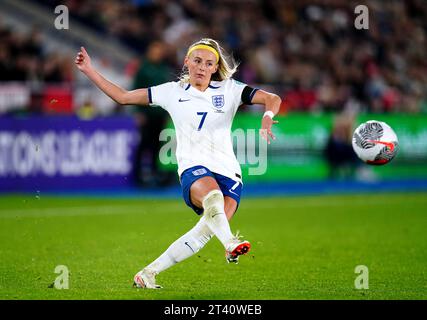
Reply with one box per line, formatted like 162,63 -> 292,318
0,24 -> 73,83
2,0 -> 427,114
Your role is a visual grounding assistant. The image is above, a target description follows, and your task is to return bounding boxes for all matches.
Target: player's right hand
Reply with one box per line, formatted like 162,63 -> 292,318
75,46 -> 92,73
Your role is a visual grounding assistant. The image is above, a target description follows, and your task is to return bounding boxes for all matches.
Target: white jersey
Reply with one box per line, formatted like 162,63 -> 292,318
149,78 -> 250,183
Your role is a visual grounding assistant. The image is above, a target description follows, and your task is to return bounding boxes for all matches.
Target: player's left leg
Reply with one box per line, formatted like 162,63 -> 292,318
133,196 -> 238,288
191,176 -> 237,249
224,196 -> 238,220
134,166 -> 247,288
221,196 -> 250,263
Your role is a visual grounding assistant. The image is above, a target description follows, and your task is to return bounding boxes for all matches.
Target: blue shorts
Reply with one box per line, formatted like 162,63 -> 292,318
180,165 -> 243,215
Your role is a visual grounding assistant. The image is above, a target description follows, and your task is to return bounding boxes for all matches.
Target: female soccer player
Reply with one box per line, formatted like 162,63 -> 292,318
75,38 -> 281,289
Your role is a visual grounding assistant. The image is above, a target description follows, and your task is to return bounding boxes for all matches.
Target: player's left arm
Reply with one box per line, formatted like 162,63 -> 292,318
250,89 -> 281,144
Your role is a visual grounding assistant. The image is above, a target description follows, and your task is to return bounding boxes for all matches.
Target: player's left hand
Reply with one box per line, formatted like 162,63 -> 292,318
260,116 -> 279,144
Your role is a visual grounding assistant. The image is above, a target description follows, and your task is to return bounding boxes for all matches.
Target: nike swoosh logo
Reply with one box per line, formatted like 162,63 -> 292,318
211,212 -> 224,218
368,140 -> 395,152
179,98 -> 191,102
184,241 -> 195,253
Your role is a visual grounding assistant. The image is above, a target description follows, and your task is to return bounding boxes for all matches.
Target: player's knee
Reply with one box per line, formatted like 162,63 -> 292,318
202,189 -> 224,219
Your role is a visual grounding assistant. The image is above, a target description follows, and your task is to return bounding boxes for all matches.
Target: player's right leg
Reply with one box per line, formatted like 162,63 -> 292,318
133,168 -> 219,289
133,167 -> 247,288
133,214 -> 213,288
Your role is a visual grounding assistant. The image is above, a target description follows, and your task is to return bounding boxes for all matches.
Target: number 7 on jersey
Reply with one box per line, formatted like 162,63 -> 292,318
196,112 -> 208,131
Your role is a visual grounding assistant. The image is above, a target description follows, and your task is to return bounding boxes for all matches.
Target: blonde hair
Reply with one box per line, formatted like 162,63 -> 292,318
179,38 -> 239,84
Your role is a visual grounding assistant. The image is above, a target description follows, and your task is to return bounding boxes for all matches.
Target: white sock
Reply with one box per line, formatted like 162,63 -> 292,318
202,190 -> 234,248
144,216 -> 213,274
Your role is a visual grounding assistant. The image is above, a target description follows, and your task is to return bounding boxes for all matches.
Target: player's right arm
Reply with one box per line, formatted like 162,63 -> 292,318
75,46 -> 149,106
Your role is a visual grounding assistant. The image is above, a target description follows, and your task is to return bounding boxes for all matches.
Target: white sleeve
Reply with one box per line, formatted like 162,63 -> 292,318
148,82 -> 175,111
229,79 -> 247,112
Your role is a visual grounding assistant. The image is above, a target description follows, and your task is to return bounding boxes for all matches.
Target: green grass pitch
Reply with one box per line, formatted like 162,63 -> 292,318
0,192 -> 426,300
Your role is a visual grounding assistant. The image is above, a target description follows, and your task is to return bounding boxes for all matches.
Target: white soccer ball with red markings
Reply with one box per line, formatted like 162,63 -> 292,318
352,120 -> 399,165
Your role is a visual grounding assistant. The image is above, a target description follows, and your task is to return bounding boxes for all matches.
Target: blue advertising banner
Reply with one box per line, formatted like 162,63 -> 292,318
0,116 -> 138,191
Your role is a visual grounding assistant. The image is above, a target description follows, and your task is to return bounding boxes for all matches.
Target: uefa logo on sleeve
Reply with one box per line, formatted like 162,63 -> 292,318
212,95 -> 225,109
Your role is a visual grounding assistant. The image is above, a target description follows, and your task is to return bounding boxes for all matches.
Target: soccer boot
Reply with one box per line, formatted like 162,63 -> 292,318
133,268 -> 162,289
225,235 -> 251,264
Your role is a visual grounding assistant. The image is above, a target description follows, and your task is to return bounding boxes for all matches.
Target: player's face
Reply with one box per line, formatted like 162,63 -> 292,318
185,49 -> 218,88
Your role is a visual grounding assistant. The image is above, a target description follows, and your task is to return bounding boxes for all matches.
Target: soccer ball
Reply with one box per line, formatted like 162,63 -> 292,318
352,120 -> 399,165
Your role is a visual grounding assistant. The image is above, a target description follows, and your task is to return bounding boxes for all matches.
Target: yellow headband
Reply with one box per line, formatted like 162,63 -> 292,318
187,44 -> 219,63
